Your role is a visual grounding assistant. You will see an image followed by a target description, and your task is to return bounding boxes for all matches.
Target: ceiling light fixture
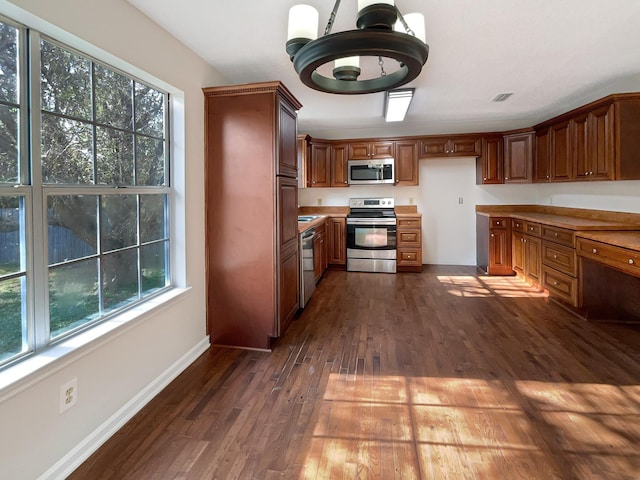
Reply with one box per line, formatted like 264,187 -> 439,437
286,1 -> 429,95
384,88 -> 414,122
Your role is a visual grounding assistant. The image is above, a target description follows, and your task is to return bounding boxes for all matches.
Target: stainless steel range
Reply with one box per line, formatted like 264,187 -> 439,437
346,197 -> 397,273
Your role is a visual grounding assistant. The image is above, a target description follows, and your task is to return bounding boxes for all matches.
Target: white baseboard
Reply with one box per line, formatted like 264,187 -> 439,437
38,336 -> 210,480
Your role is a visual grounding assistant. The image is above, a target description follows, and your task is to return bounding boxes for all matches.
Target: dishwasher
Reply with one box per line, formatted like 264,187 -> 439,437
299,228 -> 316,308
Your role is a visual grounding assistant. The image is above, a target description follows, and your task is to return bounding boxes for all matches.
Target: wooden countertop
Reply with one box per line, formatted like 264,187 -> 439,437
577,231 -> 640,251
476,205 -> 640,231
298,215 -> 329,234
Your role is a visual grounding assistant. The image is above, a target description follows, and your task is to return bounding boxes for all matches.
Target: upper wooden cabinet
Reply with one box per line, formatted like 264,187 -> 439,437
278,99 -> 298,178
330,143 -> 349,187
348,141 -> 394,160
308,141 -> 331,187
476,135 -> 503,184
419,136 -> 481,158
503,132 -> 534,183
394,140 -> 419,186
533,129 -> 550,182
534,94 -> 640,182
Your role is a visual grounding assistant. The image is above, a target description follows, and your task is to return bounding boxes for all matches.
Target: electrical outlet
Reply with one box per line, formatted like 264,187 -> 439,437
409,197 -> 414,205
59,378 -> 78,413
317,198 -> 322,206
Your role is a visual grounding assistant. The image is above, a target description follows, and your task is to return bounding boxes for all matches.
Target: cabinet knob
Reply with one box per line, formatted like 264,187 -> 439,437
524,239 -> 527,243
592,248 -> 598,254
505,177 -> 509,180
554,233 -> 558,237
344,181 -> 347,184
529,227 -> 534,231
553,254 -> 558,259
553,281 -> 559,286
312,181 -> 316,184
546,175 -> 550,179
630,259 -> 635,265
483,177 -> 487,180
490,234 -> 494,237
516,223 -> 520,227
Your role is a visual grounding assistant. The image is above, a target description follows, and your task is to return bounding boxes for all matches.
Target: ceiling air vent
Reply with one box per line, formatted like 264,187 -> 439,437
492,93 -> 513,102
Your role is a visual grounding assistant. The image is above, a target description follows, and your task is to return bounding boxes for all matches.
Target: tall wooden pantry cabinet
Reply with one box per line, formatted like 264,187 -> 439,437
203,81 -> 302,350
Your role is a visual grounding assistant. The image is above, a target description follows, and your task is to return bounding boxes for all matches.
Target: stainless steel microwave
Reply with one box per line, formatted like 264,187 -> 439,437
347,158 -> 395,185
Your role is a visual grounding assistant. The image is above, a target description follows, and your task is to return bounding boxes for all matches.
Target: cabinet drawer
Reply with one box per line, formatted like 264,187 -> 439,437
398,249 -> 422,266
577,238 -> 640,278
524,221 -> 541,237
398,229 -> 422,247
491,217 -> 508,229
397,217 -> 421,228
512,219 -> 526,233
542,241 -> 577,276
542,265 -> 578,306
541,225 -> 575,248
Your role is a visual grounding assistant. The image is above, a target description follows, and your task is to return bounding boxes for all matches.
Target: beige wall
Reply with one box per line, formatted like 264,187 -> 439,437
0,1 -> 224,478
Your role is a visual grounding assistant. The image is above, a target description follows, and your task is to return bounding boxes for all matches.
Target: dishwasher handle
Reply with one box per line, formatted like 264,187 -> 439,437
301,230 -> 315,241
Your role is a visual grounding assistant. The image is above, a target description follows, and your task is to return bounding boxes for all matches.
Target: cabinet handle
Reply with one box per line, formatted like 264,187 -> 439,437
490,234 -> 494,237
554,233 -> 558,237
630,259 -> 635,265
529,227 -> 534,231
592,248 -> 598,254
344,180 -> 348,184
524,239 -> 527,243
516,223 -> 520,227
546,175 -> 550,179
505,177 -> 509,180
553,254 -> 558,259
483,177 -> 487,180
553,281 -> 559,286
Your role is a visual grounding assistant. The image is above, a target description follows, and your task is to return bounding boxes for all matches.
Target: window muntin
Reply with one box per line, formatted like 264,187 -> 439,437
0,19 -> 172,369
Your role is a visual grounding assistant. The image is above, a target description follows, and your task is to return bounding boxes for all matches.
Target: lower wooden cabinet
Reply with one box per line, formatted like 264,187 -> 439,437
397,215 -> 422,272
313,220 -> 328,282
512,220 -> 541,285
327,217 -> 346,266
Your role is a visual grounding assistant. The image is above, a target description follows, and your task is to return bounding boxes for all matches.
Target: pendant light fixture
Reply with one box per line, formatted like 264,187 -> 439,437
286,1 -> 429,95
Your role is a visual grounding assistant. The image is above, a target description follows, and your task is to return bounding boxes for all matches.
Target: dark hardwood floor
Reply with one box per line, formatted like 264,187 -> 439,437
69,266 -> 640,479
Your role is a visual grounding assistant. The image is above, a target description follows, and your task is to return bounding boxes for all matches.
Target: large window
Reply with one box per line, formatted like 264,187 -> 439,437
0,17 -> 171,368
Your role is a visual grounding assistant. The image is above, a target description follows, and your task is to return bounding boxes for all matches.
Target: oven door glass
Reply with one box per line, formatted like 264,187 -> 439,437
347,224 -> 397,250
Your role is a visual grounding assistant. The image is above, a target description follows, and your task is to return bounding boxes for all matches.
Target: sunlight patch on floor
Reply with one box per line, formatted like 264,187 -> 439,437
436,275 -> 548,298
299,374 -> 640,479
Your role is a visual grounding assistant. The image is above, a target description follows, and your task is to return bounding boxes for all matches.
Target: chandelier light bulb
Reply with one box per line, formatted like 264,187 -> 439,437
287,5 -> 319,41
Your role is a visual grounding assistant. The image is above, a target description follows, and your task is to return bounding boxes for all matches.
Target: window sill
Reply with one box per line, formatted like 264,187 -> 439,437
0,286 -> 191,402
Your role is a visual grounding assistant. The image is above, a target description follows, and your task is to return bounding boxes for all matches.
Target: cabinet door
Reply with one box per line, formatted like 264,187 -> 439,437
328,217 -> 346,265
419,138 -> 449,157
449,137 -> 480,156
395,141 -> 419,186
572,114 -> 589,180
533,129 -> 550,182
330,143 -> 349,187
478,136 -> 503,184
512,231 -> 525,274
309,143 -> 331,187
503,132 -> 533,183
371,142 -> 394,158
348,143 -> 371,160
277,100 -> 298,178
550,121 -> 572,181
588,104 -> 615,180
277,176 -> 299,336
489,228 -> 510,273
525,235 -> 542,284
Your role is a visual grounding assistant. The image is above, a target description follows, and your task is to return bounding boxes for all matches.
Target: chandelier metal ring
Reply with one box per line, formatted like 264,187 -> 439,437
292,30 -> 429,95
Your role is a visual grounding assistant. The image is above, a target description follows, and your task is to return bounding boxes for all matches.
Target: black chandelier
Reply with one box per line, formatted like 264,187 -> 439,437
285,1 -> 429,95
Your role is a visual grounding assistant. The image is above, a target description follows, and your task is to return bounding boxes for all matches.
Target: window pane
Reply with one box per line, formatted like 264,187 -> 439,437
140,194 -> 166,243
94,64 -> 132,130
0,276 -> 26,362
49,259 -> 99,338
135,83 -> 164,137
0,195 -> 23,273
48,195 -> 98,264
96,126 -> 133,185
40,40 -> 91,119
102,249 -> 139,312
141,242 -> 167,295
0,21 -> 18,104
135,136 -> 165,186
101,195 -> 137,252
41,113 -> 93,184
0,104 -> 19,183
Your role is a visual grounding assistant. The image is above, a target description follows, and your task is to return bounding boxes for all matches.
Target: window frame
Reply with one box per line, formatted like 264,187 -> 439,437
0,19 -> 174,371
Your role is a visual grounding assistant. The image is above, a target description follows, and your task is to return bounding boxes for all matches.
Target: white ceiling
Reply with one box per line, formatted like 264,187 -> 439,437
128,0 -> 640,139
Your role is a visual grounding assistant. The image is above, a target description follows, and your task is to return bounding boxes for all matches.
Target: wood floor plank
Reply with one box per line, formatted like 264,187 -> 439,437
68,266 -> 640,479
